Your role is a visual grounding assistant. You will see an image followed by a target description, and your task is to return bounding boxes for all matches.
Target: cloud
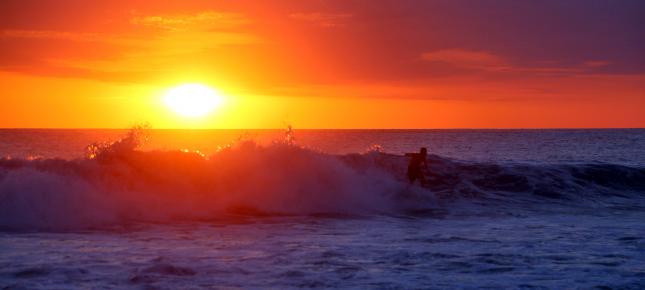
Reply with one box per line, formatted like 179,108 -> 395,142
421,49 -> 614,76
265,73 -> 645,104
0,9 -> 262,82
421,49 -> 508,71
130,11 -> 250,31
583,60 -> 611,67
421,49 -> 503,66
1,29 -> 145,46
0,10 -> 263,83
289,12 -> 352,27
0,11 -> 257,47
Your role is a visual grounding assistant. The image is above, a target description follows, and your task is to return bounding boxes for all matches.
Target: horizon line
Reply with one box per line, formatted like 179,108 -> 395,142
0,127 -> 643,130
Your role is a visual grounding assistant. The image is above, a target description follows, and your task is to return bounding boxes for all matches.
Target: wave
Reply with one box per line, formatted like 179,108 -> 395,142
0,131 -> 643,230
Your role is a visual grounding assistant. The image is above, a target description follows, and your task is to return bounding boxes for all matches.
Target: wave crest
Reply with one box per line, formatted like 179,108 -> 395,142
0,130 -> 643,230
0,139 -> 416,230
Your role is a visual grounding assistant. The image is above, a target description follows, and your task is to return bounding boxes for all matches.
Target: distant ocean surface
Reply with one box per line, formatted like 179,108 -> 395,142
1,129 -> 644,289
1,129 -> 644,165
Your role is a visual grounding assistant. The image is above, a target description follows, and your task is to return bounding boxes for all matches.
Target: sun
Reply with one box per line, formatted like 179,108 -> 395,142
163,84 -> 223,118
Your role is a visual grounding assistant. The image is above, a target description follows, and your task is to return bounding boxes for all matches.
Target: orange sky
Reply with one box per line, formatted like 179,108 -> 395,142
1,0 -> 644,128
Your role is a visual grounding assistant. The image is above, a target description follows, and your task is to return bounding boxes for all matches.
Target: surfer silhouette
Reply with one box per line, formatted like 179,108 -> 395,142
406,147 -> 428,185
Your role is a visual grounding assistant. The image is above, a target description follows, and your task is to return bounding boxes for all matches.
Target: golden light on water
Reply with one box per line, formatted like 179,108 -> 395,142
163,84 -> 224,118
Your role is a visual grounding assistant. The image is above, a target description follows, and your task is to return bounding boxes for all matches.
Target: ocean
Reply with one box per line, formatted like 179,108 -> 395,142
0,129 -> 644,289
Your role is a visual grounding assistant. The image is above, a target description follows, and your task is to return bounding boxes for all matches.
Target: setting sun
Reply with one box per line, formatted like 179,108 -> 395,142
163,84 -> 223,118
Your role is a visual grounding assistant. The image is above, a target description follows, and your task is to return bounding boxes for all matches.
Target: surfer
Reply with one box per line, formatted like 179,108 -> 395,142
406,147 -> 428,186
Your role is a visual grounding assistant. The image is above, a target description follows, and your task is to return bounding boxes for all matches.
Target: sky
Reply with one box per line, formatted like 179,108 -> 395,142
1,0 -> 644,128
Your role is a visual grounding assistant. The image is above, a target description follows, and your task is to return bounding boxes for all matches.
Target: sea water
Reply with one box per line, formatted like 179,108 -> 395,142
0,129 -> 644,289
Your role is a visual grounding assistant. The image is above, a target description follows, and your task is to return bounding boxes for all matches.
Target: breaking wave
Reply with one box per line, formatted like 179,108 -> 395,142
0,129 -> 643,230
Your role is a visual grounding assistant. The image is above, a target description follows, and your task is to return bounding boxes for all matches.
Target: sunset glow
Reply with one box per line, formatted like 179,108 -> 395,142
0,1 -> 643,128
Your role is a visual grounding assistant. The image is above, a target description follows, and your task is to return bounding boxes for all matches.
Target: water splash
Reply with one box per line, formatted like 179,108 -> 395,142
366,144 -> 384,153
86,123 -> 151,159
284,125 -> 296,146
